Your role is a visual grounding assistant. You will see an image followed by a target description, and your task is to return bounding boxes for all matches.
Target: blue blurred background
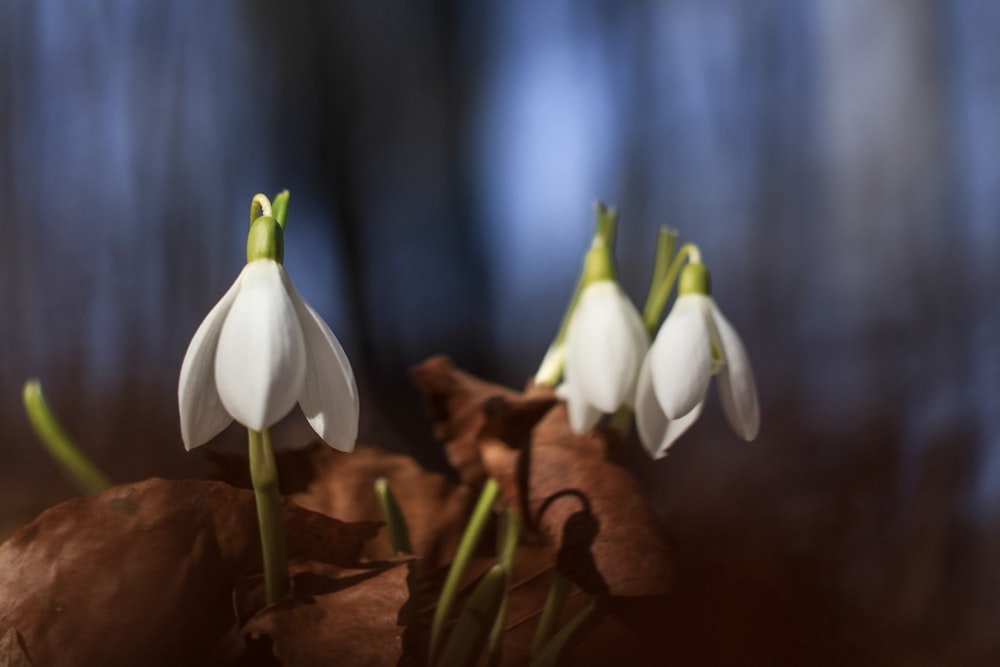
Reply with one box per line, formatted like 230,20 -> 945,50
2,1 -> 1000,663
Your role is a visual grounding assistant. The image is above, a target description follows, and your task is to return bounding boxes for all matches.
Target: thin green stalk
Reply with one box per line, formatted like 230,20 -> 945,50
643,242 -> 701,336
530,571 -> 572,656
429,477 -> 501,663
250,193 -> 272,225
375,477 -> 412,555
22,379 -> 111,495
487,507 -> 522,666
651,227 -> 676,288
436,565 -> 508,667
529,598 -> 605,667
642,227 -> 678,328
249,428 -> 288,605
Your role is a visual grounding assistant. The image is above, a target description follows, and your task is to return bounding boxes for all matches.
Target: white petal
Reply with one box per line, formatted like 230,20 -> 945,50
711,301 -> 760,441
282,270 -> 359,452
556,381 -> 602,434
215,261 -> 307,431
564,281 -> 648,413
634,359 -> 665,455
177,278 -> 240,449
635,358 -> 703,458
649,294 -> 713,419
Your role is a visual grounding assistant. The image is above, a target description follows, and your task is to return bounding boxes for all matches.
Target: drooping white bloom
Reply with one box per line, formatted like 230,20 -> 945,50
178,258 -> 359,451
560,280 -> 649,433
635,292 -> 759,458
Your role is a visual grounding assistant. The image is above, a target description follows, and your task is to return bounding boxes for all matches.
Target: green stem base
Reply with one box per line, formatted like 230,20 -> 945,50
249,428 -> 288,605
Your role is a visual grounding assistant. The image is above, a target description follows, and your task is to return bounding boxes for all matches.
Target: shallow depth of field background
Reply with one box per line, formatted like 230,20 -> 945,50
2,2 -> 999,663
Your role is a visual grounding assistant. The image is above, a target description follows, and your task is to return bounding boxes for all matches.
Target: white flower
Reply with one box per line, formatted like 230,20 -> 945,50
560,280 -> 649,433
178,259 -> 359,451
635,292 -> 759,458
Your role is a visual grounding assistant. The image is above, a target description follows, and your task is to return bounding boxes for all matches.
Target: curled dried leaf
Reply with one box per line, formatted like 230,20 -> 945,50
482,404 -> 672,597
412,357 -> 672,598
411,356 -> 556,486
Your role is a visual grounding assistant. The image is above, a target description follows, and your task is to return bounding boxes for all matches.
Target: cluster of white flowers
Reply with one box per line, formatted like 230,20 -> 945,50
558,253 -> 759,458
177,196 -> 755,462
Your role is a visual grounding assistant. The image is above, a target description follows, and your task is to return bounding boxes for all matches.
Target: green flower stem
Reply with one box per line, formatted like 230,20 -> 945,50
22,379 -> 111,496
436,564 -> 508,667
487,507 -> 522,666
271,190 -> 290,229
250,193 -> 272,225
248,428 -> 288,605
375,477 -> 412,555
429,477 -> 501,663
529,598 -> 605,667
530,571 -> 572,657
650,227 -> 677,288
642,242 -> 702,336
642,228 -> 678,328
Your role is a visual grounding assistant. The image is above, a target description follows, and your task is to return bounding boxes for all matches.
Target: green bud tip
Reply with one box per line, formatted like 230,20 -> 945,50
581,239 -> 616,285
246,215 -> 284,264
678,262 -> 711,296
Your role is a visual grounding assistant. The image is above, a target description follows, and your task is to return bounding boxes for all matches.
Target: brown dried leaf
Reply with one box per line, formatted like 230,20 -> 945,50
290,446 -> 477,572
483,404 -> 673,597
208,442 -> 477,573
0,478 -> 381,666
410,356 -> 556,486
0,629 -> 32,667
412,357 -> 672,598
240,560 -> 412,667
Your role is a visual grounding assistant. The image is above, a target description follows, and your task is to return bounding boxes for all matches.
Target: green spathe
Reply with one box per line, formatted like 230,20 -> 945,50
678,261 -> 711,297
246,215 -> 284,264
581,239 -> 615,285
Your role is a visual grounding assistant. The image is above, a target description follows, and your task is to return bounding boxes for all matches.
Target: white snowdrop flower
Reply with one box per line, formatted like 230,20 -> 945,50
561,279 -> 649,433
636,262 -> 759,458
178,214 -> 358,451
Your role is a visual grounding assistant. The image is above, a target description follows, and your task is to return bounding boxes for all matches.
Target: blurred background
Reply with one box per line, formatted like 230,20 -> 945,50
1,0 -> 999,663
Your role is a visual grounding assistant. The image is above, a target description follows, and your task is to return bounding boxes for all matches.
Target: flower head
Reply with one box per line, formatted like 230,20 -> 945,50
178,214 -> 358,451
635,262 -> 759,458
560,277 -> 648,433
